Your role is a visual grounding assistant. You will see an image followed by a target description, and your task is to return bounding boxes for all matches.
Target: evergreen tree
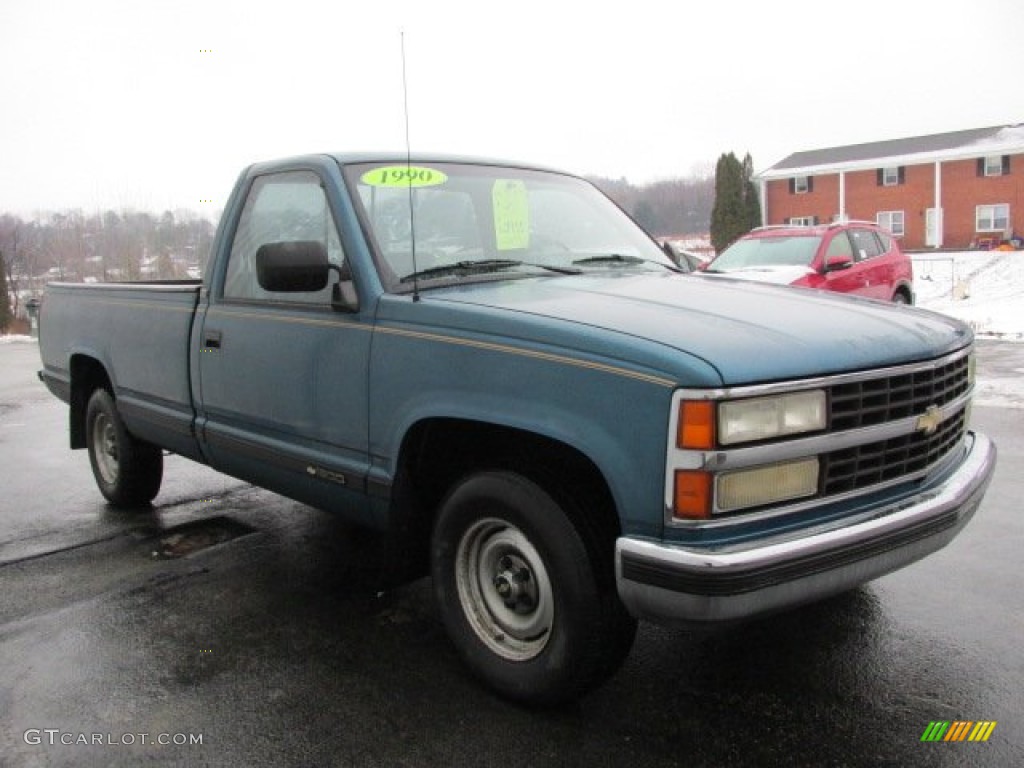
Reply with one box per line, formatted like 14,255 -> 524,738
0,252 -> 12,334
710,153 -> 745,253
742,153 -> 763,231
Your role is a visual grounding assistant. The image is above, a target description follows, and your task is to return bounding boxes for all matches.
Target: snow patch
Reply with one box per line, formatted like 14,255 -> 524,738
0,335 -> 36,344
966,124 -> 1024,150
913,251 -> 1024,340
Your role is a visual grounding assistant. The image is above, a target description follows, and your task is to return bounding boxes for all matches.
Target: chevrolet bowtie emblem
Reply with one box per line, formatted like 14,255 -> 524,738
916,405 -> 944,436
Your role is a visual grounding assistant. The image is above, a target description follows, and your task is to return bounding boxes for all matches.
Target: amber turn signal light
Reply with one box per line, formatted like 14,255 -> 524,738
677,400 -> 715,449
673,470 -> 712,520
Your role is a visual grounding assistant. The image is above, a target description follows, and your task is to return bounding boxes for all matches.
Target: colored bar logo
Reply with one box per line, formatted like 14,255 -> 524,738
921,721 -> 997,742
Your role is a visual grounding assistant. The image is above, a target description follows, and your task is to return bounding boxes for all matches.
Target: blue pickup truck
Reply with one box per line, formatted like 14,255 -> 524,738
38,153 -> 996,704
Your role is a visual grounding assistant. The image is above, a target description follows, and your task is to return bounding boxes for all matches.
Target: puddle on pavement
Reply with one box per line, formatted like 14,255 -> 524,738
150,516 -> 256,559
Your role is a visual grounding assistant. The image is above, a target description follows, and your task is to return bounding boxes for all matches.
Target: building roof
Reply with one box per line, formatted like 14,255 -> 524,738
760,123 -> 1024,179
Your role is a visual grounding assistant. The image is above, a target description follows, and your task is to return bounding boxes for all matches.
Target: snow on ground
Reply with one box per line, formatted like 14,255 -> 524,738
0,334 -> 34,344
913,250 -> 1024,409
912,250 -> 1024,409
913,250 -> 1024,340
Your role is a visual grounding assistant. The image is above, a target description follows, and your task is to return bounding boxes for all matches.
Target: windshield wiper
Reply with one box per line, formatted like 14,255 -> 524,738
573,254 -> 644,266
400,259 -> 581,283
573,253 -> 680,271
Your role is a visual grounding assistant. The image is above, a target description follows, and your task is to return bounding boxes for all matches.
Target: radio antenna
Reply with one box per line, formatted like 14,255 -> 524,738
400,30 -> 420,302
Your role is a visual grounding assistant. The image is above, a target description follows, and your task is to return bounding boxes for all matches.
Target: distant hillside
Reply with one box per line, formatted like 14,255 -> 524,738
587,174 -> 714,237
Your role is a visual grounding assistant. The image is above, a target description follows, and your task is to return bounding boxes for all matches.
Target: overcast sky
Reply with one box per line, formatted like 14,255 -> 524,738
1,0 -> 1022,216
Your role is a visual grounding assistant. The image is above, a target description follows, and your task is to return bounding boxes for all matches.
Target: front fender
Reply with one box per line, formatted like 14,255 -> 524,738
368,342 -> 678,538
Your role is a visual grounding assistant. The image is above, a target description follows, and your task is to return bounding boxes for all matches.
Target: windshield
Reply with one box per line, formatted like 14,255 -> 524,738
345,161 -> 675,291
710,235 -> 822,271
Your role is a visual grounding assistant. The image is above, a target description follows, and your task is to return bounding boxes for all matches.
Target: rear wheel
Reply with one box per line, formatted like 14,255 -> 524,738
431,470 -> 636,704
892,291 -> 910,304
85,389 -> 163,507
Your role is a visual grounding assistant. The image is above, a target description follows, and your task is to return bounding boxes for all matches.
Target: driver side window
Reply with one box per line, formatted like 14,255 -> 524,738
224,171 -> 346,304
825,232 -> 854,260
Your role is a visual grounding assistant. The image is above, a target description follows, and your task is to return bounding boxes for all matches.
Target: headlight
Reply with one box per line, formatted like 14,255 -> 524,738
716,458 -> 820,512
718,390 -> 826,445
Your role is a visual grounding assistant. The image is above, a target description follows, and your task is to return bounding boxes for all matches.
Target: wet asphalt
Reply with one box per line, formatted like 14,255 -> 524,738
0,340 -> 1021,768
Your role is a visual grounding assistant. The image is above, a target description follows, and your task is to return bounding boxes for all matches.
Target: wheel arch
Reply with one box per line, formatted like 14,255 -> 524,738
388,417 -> 623,580
69,354 -> 113,449
894,281 -> 914,304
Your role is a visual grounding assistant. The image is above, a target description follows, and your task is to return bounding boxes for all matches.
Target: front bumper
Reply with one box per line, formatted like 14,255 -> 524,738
616,431 -> 996,625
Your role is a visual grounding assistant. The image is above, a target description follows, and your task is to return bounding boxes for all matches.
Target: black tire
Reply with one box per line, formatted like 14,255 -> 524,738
892,291 -> 909,304
85,388 -> 163,507
431,470 -> 637,705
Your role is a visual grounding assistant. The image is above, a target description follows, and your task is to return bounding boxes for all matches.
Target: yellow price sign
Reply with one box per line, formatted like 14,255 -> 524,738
493,180 -> 530,251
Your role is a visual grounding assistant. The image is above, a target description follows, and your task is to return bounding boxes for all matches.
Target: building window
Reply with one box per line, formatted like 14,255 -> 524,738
978,156 -> 1010,177
788,216 -> 816,226
877,211 -> 905,236
790,176 -> 812,194
976,204 -> 1009,232
878,167 -> 904,186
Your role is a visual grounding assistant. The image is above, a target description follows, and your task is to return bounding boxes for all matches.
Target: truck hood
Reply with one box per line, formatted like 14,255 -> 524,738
424,272 -> 970,386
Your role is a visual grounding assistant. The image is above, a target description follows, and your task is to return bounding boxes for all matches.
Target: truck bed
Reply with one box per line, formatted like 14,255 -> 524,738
39,281 -> 203,459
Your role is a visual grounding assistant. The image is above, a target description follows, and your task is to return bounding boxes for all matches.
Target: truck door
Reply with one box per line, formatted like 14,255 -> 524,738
195,168 -> 373,522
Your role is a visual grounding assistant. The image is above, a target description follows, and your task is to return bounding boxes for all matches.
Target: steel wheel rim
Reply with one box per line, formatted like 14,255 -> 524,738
92,412 -> 120,485
454,517 -> 554,661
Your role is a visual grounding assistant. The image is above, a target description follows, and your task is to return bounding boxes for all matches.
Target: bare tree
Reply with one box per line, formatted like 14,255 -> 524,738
0,249 -> 12,331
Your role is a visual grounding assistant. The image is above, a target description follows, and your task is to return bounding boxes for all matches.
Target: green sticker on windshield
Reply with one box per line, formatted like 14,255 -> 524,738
361,166 -> 448,188
492,179 -> 529,251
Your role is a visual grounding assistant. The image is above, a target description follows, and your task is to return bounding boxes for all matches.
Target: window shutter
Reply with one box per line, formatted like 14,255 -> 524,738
977,158 -> 985,177
1003,155 -> 1011,175
789,178 -> 795,194
898,166 -> 906,184
807,177 -> 814,193
876,169 -> 883,186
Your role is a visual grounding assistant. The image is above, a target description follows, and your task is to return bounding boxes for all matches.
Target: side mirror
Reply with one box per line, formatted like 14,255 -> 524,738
825,255 -> 853,272
255,241 -> 329,292
330,261 -> 360,314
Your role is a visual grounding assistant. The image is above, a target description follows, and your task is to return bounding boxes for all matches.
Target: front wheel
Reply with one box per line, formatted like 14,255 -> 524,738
431,471 -> 636,704
85,389 -> 163,507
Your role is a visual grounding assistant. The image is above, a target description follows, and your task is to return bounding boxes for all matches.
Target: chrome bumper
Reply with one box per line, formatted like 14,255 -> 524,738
616,431 -> 996,625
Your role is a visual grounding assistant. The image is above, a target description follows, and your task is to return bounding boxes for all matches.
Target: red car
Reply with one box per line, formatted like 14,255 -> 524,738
704,221 -> 914,303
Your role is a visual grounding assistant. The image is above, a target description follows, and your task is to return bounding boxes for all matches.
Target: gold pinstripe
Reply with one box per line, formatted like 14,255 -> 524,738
204,306 -> 676,388
378,325 -> 676,387
207,306 -> 359,329
58,296 -> 196,313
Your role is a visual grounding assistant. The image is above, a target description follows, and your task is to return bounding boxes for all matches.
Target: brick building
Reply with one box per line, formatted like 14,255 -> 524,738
757,124 -> 1024,250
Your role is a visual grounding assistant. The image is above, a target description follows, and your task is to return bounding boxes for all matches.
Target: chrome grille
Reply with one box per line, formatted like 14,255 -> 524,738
829,354 -> 970,431
822,408 -> 966,495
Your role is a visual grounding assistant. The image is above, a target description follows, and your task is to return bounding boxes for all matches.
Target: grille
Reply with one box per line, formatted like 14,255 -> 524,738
822,409 -> 966,495
700,351 -> 974,520
829,354 -> 970,431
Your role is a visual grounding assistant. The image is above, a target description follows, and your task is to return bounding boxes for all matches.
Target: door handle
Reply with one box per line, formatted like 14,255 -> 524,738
203,330 -> 222,350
